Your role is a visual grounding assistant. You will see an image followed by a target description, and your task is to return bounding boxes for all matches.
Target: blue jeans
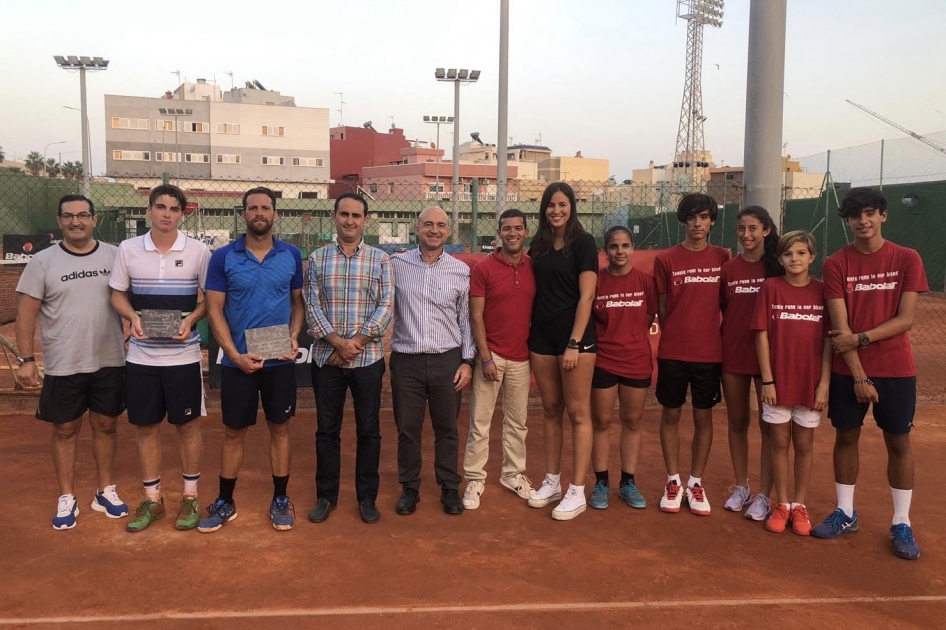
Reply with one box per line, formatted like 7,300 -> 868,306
311,358 -> 385,502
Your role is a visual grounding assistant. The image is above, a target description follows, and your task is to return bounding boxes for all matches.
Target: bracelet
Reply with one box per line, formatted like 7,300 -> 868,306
853,378 -> 874,386
762,380 -> 775,386
481,358 -> 494,366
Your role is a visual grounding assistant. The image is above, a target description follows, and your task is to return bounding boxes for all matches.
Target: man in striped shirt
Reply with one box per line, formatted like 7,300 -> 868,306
110,184 -> 210,533
304,193 -> 394,525
390,206 -> 475,516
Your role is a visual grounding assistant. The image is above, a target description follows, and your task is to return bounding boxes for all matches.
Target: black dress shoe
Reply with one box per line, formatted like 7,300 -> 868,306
395,488 -> 420,515
308,498 -> 337,523
359,499 -> 381,524
441,488 -> 464,515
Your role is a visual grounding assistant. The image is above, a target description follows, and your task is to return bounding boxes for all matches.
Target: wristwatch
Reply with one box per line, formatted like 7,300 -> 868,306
16,356 -> 35,366
462,358 -> 475,367
857,332 -> 870,349
566,338 -> 580,350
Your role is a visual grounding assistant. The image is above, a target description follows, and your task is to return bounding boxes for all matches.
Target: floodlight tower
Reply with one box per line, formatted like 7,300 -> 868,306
54,55 -> 109,196
671,0 -> 723,194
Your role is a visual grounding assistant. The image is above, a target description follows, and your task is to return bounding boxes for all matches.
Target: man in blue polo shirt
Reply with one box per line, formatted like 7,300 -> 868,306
198,186 -> 305,533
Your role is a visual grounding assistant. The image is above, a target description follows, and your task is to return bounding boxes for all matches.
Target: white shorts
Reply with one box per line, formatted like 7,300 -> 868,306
761,404 -> 821,429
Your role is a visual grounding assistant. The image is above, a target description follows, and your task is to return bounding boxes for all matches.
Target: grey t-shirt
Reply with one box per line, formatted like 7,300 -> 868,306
15,242 -> 125,376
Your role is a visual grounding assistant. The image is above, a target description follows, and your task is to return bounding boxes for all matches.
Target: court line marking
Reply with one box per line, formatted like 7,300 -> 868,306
2,595 -> 945,625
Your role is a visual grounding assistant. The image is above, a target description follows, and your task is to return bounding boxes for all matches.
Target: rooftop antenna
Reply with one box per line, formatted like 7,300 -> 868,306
227,71 -> 234,90
172,70 -> 181,99
334,92 -> 346,126
389,115 -> 395,129
535,132 -> 542,145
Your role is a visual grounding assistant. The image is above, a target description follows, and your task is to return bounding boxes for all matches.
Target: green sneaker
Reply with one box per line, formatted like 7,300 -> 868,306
176,497 -> 200,530
126,499 -> 166,533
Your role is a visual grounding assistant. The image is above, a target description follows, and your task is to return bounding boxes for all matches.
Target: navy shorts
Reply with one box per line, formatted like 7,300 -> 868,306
655,359 -> 722,409
126,362 -> 204,426
528,309 -> 597,356
828,373 -> 916,435
221,363 -> 297,429
37,366 -> 125,424
591,366 -> 651,390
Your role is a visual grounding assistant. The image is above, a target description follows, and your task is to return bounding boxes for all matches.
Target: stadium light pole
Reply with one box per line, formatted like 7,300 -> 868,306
435,68 -> 481,244
54,55 -> 109,197
159,107 -> 193,185
423,115 -> 454,199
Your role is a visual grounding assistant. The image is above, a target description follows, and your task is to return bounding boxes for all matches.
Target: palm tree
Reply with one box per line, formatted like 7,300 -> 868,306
24,151 -> 44,176
45,158 -> 61,178
0,145 -> 5,163
62,161 -> 83,180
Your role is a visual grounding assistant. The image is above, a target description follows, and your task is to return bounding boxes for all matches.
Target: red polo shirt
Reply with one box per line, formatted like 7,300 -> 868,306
470,251 -> 536,362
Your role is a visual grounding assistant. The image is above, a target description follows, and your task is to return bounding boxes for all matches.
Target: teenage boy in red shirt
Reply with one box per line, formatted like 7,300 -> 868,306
653,193 -> 731,515
813,188 -> 928,561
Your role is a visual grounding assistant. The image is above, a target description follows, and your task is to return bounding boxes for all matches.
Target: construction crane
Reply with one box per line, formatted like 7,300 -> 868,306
846,100 -> 946,157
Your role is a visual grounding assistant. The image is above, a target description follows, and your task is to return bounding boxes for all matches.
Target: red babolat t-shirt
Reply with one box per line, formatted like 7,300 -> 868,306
751,277 -> 827,409
469,251 -> 536,362
822,241 -> 929,377
720,256 -> 767,375
593,267 -> 658,380
654,243 -> 731,363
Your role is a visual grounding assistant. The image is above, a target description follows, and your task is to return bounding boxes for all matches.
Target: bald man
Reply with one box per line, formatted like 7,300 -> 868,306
389,207 -> 475,516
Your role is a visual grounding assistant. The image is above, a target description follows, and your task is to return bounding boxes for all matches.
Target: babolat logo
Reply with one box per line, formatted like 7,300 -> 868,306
684,276 -> 719,283
61,269 -> 110,282
779,312 -> 822,322
606,299 -> 644,307
855,282 -> 897,291
734,286 -> 760,294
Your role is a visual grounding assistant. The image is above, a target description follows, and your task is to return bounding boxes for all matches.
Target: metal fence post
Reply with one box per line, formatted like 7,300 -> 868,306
471,178 -> 479,253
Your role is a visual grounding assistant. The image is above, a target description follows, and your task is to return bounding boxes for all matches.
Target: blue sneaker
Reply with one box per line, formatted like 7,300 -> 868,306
811,508 -> 859,539
91,485 -> 129,518
589,481 -> 609,509
270,496 -> 295,531
53,495 -> 78,530
197,498 -> 238,533
890,523 -> 920,560
618,480 -> 647,509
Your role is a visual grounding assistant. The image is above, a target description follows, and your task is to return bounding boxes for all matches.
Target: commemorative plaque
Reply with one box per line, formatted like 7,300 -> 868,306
245,324 -> 293,360
140,309 -> 182,339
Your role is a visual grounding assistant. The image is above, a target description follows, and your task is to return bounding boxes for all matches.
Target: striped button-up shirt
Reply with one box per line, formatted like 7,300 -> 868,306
390,248 -> 475,359
304,240 -> 394,368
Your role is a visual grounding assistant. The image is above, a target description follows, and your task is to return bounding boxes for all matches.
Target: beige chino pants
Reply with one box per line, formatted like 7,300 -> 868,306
463,353 -> 531,482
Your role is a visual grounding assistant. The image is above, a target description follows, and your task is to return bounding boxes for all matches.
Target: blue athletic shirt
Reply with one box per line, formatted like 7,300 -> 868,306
206,235 -> 303,368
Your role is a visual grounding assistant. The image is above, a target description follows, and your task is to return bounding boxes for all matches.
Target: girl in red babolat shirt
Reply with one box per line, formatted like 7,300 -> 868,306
720,206 -> 783,522
752,231 -> 832,537
588,226 -> 658,511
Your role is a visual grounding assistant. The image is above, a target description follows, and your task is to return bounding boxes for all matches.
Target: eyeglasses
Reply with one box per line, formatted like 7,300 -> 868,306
59,213 -> 94,221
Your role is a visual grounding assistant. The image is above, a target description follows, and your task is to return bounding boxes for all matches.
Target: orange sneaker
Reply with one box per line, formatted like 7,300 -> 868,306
765,503 -> 790,533
791,504 -> 812,536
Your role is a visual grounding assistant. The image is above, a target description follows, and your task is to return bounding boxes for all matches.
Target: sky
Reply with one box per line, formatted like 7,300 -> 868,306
1,0 -> 944,180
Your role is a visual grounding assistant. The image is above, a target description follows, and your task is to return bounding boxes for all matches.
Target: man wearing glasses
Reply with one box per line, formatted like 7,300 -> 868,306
15,194 -> 129,530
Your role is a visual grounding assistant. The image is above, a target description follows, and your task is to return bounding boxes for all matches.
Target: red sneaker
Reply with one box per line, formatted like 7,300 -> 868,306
766,503 -> 790,533
791,504 -> 812,536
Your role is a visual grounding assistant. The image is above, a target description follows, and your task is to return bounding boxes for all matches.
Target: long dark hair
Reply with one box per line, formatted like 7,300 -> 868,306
737,205 -> 783,278
528,182 -> 587,259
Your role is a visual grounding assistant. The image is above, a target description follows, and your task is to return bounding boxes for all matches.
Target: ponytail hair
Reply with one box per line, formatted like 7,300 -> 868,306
737,205 -> 783,278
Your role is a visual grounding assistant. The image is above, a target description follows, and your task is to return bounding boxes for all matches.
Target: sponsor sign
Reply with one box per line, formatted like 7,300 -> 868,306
2,232 -> 62,263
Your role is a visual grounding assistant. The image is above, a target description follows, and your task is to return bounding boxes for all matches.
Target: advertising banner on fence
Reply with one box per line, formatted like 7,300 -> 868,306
2,232 -> 62,263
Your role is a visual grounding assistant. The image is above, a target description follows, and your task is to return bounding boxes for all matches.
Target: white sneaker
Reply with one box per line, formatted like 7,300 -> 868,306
686,484 -> 711,515
500,473 -> 536,499
551,484 -> 587,521
724,485 -> 751,512
462,480 -> 485,510
659,480 -> 683,513
745,493 -> 771,521
527,473 -> 561,508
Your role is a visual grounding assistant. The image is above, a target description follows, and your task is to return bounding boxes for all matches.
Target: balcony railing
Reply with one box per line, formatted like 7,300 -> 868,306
424,191 -> 518,202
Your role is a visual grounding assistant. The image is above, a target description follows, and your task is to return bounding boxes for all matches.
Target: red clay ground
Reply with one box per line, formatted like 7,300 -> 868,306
1,401 -> 945,629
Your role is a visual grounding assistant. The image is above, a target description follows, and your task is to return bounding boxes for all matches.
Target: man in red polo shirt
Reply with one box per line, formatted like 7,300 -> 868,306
462,209 -> 538,509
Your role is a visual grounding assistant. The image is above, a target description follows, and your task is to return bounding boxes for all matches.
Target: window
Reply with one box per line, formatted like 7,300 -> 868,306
111,117 -> 149,130
262,156 -> 285,166
725,173 -> 735,180
299,191 -> 320,199
155,152 -> 181,163
369,183 -> 378,194
183,122 -> 210,133
113,150 -> 150,161
291,157 -> 324,167
154,120 -> 176,132
430,184 -> 444,193
261,125 -> 285,136
507,152 -> 516,160
185,153 -> 210,163
217,123 -> 241,134
216,153 -> 241,164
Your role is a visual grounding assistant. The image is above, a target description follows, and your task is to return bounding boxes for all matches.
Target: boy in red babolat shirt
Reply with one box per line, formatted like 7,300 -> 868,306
653,193 -> 730,516
812,187 -> 929,561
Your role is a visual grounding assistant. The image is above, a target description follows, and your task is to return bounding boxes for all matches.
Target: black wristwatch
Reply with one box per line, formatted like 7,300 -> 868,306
462,358 -> 475,367
566,338 -> 580,350
16,356 -> 35,366
857,332 -> 870,349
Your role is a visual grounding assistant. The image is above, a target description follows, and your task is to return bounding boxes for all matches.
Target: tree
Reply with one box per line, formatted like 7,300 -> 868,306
45,158 -> 61,178
24,151 -> 44,176
62,161 -> 84,180
0,145 -> 5,163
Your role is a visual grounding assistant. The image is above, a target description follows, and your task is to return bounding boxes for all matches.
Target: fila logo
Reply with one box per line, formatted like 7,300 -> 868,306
184,408 -> 192,416
684,276 -> 719,284
779,312 -> 822,322
733,286 -> 760,294
175,260 -> 184,267
855,281 -> 897,291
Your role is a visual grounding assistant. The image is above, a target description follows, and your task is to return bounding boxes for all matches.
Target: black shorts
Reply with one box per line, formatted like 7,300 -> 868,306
221,363 -> 297,429
528,308 -> 597,356
828,373 -> 916,435
591,366 -> 651,390
655,358 -> 722,409
36,366 -> 125,424
126,362 -> 204,426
